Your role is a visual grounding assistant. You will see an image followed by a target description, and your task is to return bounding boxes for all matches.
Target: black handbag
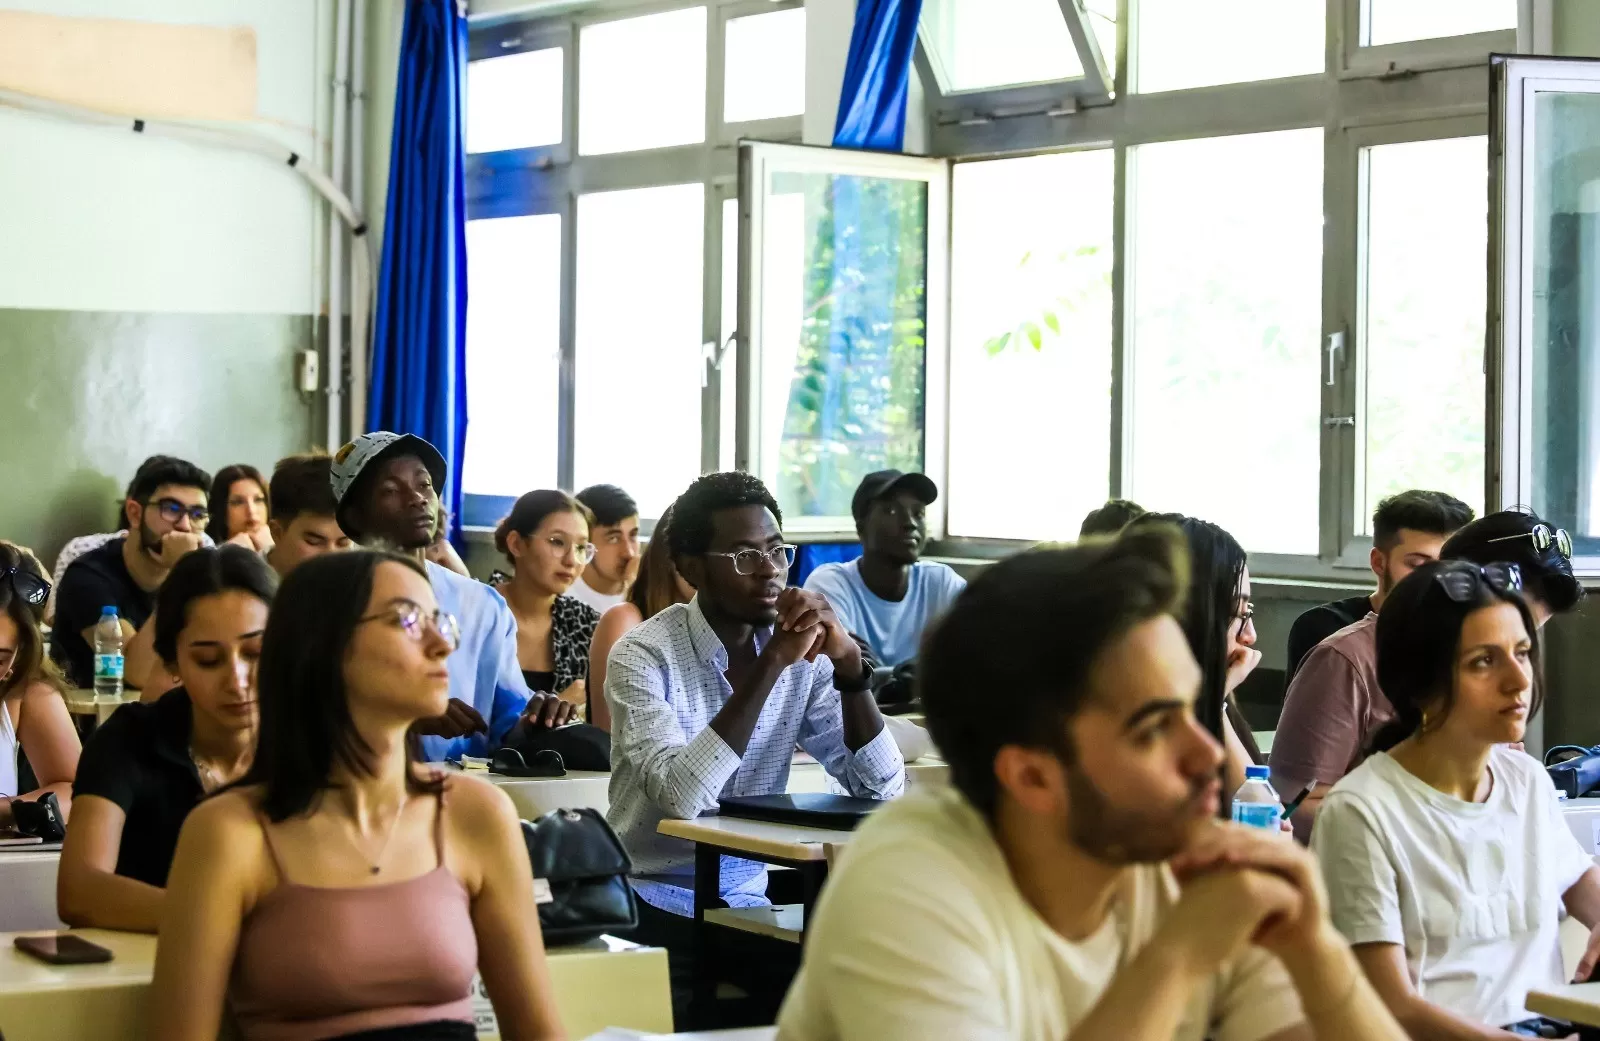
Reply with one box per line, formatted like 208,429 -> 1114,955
520,807 -> 637,946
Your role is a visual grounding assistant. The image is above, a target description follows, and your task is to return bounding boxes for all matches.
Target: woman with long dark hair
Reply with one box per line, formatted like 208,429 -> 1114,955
1127,514 -> 1263,797
587,506 -> 694,732
492,490 -> 602,715
207,463 -> 272,553
58,545 -> 273,932
151,550 -> 563,1040
0,542 -> 79,823
1314,560 -> 1600,1036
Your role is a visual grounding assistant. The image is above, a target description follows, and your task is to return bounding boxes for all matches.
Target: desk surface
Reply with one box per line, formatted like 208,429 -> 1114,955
657,815 -> 854,862
0,929 -> 154,994
1527,982 -> 1600,1026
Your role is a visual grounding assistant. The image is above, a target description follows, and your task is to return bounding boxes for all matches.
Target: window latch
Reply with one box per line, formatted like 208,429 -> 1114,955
1322,415 -> 1356,428
1324,330 -> 1346,387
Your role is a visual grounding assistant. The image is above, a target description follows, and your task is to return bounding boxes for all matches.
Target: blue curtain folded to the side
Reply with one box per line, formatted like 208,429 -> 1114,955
369,0 -> 470,544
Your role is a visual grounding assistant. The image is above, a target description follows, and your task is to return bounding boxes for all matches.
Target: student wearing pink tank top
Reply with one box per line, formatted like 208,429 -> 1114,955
150,550 -> 565,1041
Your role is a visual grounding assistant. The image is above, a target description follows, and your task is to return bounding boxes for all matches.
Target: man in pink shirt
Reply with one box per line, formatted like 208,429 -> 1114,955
1271,491 -> 1470,840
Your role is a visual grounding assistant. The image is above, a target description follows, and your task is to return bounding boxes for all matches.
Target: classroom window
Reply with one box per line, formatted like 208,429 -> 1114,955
573,184 -> 706,519
578,7 -> 707,155
946,150 -> 1113,541
723,8 -> 806,123
757,171 -> 928,522
1357,136 -> 1487,529
1364,0 -> 1516,47
1127,129 -> 1324,555
466,48 -> 564,154
1133,0 -> 1324,93
920,0 -> 1083,92
461,214 -> 562,498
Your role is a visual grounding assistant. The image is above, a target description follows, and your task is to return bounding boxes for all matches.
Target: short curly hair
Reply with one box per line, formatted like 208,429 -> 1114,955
668,472 -> 783,559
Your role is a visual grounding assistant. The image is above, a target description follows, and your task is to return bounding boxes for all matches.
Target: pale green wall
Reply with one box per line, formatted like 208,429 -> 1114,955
0,311 -> 317,563
1556,0 -> 1600,56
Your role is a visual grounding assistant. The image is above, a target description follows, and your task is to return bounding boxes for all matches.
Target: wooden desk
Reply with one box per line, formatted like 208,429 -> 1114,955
0,849 -> 63,932
0,929 -> 670,1041
0,928 -> 155,1041
1527,982 -> 1600,1031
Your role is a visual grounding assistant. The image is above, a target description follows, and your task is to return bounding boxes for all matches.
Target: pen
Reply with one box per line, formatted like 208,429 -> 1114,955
1281,782 -> 1316,819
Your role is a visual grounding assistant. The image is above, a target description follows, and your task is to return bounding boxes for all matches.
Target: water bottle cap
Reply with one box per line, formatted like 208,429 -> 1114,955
100,606 -> 118,617
1245,765 -> 1270,780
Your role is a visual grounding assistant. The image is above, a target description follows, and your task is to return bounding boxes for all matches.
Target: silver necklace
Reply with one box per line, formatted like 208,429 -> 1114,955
188,746 -> 223,792
350,797 -> 409,875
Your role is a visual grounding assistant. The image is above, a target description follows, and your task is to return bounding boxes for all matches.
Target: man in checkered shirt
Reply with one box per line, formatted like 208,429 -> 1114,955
605,472 -> 905,925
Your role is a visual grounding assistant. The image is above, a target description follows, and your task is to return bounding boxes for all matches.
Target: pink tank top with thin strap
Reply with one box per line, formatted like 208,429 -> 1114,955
229,792 -> 479,1041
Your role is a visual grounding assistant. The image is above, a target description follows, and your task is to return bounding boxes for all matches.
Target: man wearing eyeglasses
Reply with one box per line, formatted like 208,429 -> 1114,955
605,471 -> 905,1019
330,432 -> 576,762
52,457 -> 213,692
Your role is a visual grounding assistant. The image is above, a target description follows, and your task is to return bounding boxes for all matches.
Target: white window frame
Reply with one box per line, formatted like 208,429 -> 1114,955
929,0 -> 1527,578
1488,54 -> 1600,574
735,141 -> 951,536
915,0 -> 1115,129
465,0 -> 801,523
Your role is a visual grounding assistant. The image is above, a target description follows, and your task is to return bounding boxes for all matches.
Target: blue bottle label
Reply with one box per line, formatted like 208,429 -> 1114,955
94,654 -> 124,680
1232,802 -> 1281,831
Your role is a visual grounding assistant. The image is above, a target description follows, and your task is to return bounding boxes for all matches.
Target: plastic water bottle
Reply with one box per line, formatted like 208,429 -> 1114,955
93,607 -> 125,709
1232,765 -> 1283,832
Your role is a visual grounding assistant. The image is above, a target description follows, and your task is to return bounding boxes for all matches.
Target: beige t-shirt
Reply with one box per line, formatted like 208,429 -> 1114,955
777,786 -> 1305,1041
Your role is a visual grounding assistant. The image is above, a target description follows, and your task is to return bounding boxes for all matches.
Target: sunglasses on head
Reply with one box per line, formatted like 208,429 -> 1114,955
1487,522 -> 1572,560
1434,562 -> 1523,603
0,566 -> 50,610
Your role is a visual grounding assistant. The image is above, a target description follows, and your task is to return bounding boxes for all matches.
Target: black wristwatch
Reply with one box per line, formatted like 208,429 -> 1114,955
834,666 -> 872,694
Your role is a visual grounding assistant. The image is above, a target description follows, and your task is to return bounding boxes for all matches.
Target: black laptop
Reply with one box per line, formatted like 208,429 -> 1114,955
717,793 -> 883,831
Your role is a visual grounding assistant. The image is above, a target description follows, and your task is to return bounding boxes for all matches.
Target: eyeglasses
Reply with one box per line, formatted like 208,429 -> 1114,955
541,536 -> 597,566
705,544 -> 797,576
147,498 -> 210,526
358,602 -> 461,651
1487,523 -> 1573,561
1234,601 -> 1256,637
0,567 -> 49,609
1434,562 -> 1523,603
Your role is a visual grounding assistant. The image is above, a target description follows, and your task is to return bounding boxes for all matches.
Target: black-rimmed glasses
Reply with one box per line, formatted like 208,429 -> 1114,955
1487,523 -> 1572,561
705,544 -> 798,576
1434,562 -> 1523,603
357,602 -> 461,651
147,498 -> 210,526
0,567 -> 49,609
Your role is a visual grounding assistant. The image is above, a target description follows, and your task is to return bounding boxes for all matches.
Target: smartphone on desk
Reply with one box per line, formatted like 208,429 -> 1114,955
14,934 -> 113,965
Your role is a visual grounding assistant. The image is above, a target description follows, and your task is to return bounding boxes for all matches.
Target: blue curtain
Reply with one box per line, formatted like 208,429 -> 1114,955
832,0 -> 926,151
370,0 -> 469,543
791,542 -> 862,589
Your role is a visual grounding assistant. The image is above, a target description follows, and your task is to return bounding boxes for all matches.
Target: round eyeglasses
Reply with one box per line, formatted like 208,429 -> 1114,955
705,544 -> 798,576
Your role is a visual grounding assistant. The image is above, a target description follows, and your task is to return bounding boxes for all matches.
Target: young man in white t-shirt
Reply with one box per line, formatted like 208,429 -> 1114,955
571,484 -> 640,613
778,529 -> 1407,1041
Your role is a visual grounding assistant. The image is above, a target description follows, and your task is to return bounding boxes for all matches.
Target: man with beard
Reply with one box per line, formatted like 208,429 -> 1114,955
1282,490 -> 1472,684
606,472 -> 903,1020
804,470 -> 964,669
331,432 -> 575,760
53,456 -> 213,691
776,530 -> 1406,1041
1271,490 -> 1471,839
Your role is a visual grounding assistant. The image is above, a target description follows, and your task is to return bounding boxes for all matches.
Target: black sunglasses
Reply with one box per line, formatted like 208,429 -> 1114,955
0,567 -> 50,610
1434,562 -> 1523,603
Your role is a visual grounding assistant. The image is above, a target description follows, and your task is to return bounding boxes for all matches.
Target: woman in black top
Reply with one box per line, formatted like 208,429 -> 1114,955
492,491 -> 601,715
58,545 -> 275,932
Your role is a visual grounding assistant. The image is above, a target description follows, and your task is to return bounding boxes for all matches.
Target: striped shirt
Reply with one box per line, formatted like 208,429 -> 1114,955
605,597 -> 904,916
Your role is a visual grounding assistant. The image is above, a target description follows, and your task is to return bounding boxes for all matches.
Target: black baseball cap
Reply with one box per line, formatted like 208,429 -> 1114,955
852,470 -> 938,524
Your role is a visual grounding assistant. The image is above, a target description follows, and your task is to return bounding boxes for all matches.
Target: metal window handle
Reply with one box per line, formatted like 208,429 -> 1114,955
1323,415 -> 1355,428
700,336 -> 736,389
1325,330 -> 1345,387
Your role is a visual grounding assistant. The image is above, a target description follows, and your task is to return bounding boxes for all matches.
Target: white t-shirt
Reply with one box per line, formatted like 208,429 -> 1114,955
802,559 -> 965,667
567,574 -> 625,614
1313,746 -> 1592,1028
777,786 -> 1305,1041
